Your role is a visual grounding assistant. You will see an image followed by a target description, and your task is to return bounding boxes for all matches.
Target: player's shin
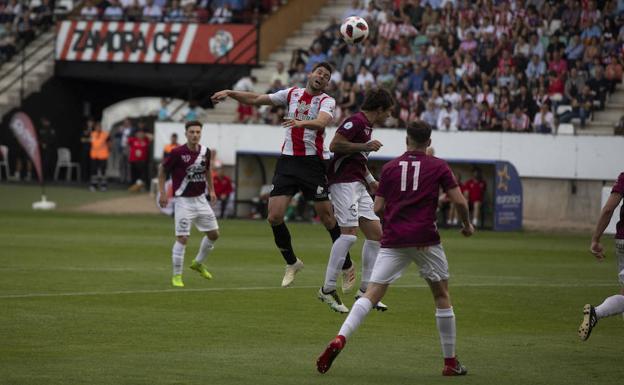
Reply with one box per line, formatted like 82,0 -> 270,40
194,236 -> 214,263
172,241 -> 186,275
338,297 -> 373,339
271,222 -> 298,264
595,294 -> 624,319
360,240 -> 380,292
323,234 -> 357,292
328,223 -> 353,269
435,307 -> 456,360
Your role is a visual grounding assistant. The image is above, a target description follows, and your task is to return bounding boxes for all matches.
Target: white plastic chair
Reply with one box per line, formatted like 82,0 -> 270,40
54,147 -> 81,181
0,145 -> 10,181
557,123 -> 575,135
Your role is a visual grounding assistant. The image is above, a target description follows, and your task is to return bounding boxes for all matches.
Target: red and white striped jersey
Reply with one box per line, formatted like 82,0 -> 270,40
269,87 -> 335,159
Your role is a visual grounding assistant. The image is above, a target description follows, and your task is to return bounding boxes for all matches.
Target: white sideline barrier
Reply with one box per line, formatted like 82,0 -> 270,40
154,123 -> 624,181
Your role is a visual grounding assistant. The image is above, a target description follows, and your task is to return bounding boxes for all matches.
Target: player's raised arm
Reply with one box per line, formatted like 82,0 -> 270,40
211,89 -> 275,106
590,192 -> 623,260
282,111 -> 334,132
447,186 -> 474,237
330,132 -> 383,153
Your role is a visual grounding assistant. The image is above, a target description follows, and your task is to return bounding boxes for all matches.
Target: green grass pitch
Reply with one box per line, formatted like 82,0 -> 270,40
0,185 -> 622,385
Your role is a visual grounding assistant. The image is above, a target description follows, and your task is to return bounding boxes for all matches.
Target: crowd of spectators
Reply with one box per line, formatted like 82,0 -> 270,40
257,0 -> 624,133
79,0 -> 283,24
0,0 -> 54,64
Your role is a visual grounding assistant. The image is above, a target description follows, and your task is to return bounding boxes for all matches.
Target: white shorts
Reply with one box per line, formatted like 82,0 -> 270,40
616,239 -> 624,285
369,244 -> 450,284
174,195 -> 219,236
329,182 -> 379,227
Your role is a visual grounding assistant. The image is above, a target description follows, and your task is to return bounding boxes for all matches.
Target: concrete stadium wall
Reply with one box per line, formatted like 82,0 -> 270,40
154,122 -> 623,231
522,178 -> 607,232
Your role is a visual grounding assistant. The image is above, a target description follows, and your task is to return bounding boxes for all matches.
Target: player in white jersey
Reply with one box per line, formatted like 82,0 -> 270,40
212,62 -> 356,288
318,88 -> 395,313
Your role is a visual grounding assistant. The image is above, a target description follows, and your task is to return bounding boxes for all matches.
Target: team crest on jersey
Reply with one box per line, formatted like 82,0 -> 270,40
296,100 -> 311,118
182,155 -> 192,163
364,128 -> 371,136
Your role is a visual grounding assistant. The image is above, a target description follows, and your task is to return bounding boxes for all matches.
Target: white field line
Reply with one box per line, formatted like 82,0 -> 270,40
0,282 -> 616,299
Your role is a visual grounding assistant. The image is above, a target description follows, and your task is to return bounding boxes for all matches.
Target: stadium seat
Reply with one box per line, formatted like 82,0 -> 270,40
556,105 -> 572,115
557,123 -> 575,135
54,147 -> 80,181
0,145 -> 10,181
54,0 -> 74,14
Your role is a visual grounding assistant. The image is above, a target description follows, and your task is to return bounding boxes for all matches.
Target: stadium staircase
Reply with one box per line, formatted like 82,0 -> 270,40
0,31 -> 56,120
579,82 -> 624,135
207,0 -> 352,124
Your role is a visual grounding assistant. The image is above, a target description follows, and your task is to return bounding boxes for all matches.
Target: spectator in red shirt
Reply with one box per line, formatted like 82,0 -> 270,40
463,167 -> 487,227
128,129 -> 152,192
213,166 -> 233,219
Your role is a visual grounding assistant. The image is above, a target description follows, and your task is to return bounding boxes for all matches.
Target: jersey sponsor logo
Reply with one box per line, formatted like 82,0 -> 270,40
343,122 -> 353,130
185,162 -> 206,182
182,154 -> 192,163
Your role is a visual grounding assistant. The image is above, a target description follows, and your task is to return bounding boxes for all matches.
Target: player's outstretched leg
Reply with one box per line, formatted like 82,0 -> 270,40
579,294 -> 624,340
316,335 -> 346,374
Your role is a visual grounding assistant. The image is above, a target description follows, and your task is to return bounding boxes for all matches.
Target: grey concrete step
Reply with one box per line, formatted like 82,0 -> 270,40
609,93 -> 624,103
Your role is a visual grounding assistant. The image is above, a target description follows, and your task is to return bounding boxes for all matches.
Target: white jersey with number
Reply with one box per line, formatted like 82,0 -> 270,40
269,86 -> 336,159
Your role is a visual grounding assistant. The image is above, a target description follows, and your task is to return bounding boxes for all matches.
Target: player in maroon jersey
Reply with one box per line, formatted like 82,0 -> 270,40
578,172 -> 624,341
317,88 -> 394,313
211,62 -> 355,288
157,121 -> 219,288
317,121 -> 474,377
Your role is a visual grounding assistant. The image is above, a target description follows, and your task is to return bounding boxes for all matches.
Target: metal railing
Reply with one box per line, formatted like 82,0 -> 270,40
0,33 -> 56,101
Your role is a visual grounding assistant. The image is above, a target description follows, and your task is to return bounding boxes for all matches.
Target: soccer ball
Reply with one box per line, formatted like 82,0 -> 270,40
340,16 -> 369,44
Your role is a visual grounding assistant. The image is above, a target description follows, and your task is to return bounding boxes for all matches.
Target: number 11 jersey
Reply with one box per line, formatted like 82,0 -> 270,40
376,150 -> 457,248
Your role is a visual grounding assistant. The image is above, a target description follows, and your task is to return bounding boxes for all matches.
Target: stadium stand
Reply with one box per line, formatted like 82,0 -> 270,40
217,0 -> 624,135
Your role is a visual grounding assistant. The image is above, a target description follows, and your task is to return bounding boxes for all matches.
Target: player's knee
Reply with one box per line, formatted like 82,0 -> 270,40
319,212 -> 335,228
341,227 -> 358,236
267,213 -> 283,226
207,230 -> 219,241
176,236 -> 189,245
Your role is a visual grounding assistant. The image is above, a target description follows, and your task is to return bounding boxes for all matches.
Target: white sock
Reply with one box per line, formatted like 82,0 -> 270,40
436,307 -> 456,358
338,297 -> 373,338
172,241 -> 186,276
194,236 -> 214,264
360,240 -> 380,292
595,294 -> 624,319
323,234 -> 357,292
